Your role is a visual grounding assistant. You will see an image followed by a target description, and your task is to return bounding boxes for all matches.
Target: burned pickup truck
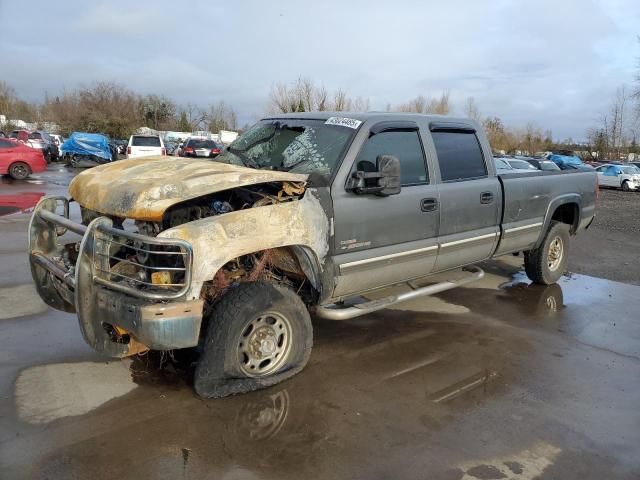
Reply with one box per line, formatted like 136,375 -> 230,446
28,112 -> 597,397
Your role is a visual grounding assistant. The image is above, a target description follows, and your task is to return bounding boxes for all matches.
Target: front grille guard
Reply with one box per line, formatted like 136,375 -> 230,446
31,197 -> 193,301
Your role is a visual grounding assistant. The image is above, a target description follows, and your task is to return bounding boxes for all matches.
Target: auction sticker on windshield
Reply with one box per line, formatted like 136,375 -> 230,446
325,117 -> 362,129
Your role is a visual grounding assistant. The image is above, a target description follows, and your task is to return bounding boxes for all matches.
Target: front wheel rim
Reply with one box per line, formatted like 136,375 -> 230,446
547,236 -> 564,272
237,311 -> 293,377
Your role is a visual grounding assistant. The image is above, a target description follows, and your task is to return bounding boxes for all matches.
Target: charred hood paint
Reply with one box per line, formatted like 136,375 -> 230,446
68,156 -> 309,221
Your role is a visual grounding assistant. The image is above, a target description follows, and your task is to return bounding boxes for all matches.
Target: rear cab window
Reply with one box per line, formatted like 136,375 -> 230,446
131,136 -> 161,147
431,129 -> 487,182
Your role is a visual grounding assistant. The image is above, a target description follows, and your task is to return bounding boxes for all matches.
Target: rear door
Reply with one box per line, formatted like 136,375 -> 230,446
427,125 -> 500,272
332,122 -> 440,296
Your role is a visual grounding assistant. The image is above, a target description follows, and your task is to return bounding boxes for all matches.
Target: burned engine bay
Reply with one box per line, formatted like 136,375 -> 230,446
57,181 -> 310,304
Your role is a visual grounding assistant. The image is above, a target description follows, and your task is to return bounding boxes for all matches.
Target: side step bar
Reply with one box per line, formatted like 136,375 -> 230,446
315,266 -> 484,320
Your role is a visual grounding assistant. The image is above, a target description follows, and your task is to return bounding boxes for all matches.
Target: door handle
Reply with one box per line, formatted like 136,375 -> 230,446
480,192 -> 494,204
421,198 -> 438,212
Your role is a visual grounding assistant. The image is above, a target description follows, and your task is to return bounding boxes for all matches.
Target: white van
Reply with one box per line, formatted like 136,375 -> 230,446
127,135 -> 165,159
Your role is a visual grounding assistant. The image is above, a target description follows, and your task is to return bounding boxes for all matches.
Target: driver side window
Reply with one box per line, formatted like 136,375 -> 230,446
353,131 -> 428,186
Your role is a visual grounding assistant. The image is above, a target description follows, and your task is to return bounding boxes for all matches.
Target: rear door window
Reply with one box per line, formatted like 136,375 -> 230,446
354,130 -> 428,186
131,136 -> 161,147
432,131 -> 487,182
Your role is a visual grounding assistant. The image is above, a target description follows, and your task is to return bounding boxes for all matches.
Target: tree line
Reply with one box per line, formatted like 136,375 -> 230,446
2,72 -> 639,158
0,81 -> 238,139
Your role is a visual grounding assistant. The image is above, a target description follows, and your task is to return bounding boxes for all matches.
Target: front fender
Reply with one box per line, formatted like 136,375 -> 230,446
158,190 -> 330,300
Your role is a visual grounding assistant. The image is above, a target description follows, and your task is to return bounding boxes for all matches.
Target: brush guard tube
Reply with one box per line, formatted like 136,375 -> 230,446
28,196 -> 203,357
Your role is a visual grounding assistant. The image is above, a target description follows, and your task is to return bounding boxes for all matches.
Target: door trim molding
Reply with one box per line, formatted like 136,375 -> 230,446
339,245 -> 438,274
439,232 -> 497,249
504,222 -> 543,234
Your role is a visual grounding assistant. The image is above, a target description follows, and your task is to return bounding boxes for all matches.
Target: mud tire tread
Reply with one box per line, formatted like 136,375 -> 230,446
524,220 -> 570,285
194,281 -> 312,399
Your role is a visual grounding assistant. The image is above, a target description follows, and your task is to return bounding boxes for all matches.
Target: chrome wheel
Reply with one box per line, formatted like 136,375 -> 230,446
237,312 -> 292,377
547,236 -> 564,272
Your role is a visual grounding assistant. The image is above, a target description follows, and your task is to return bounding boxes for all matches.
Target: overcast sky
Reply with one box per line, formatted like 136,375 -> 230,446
1,0 -> 638,140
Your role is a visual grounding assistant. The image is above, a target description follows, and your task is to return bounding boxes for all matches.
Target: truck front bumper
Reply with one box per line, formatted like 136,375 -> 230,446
28,196 -> 203,358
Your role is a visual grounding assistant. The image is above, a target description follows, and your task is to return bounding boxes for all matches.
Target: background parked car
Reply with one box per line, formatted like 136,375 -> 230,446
9,130 -> 57,163
548,153 -> 594,171
0,137 -> 47,179
9,129 -> 30,142
127,134 -> 165,159
164,140 -> 179,156
505,158 -> 538,171
596,164 -> 640,191
113,139 -> 128,155
180,137 -> 222,158
61,132 -> 114,168
494,156 -> 538,174
51,134 -> 65,151
526,159 -> 561,171
27,131 -> 58,162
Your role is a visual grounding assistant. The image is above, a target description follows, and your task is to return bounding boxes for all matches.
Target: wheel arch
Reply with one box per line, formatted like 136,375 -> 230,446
535,194 -> 581,247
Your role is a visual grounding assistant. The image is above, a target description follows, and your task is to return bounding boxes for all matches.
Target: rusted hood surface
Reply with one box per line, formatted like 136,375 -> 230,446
68,156 -> 308,221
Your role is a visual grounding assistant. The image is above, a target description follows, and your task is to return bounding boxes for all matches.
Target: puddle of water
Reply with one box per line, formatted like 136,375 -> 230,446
15,361 -> 137,424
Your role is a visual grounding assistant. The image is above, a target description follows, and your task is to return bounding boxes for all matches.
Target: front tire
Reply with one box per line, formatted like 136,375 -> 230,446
194,281 -> 313,398
8,161 -> 30,180
622,180 -> 630,192
524,221 -> 570,285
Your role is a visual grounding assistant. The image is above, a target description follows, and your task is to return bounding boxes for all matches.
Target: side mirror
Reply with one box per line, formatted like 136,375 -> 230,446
347,155 -> 401,196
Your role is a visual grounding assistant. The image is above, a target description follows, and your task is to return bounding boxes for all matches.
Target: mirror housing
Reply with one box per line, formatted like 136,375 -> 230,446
347,155 -> 401,196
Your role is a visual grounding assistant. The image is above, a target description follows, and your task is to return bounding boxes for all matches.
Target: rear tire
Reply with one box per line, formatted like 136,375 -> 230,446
194,281 -> 313,398
524,221 -> 570,285
8,161 -> 30,180
622,180 -> 630,192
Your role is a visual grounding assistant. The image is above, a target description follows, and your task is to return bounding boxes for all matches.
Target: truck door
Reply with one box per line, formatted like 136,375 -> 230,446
428,126 -> 500,272
331,122 -> 440,297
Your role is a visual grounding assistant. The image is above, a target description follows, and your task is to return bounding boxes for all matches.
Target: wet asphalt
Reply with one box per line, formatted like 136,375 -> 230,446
0,166 -> 639,479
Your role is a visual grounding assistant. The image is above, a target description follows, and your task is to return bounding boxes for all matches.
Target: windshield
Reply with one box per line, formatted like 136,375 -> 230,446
495,158 -> 511,169
190,139 -> 217,148
217,119 -> 357,176
509,159 -> 536,169
622,166 -> 640,174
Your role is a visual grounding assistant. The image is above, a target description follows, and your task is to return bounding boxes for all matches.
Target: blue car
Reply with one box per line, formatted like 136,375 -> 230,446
60,132 -> 113,168
548,154 -> 594,171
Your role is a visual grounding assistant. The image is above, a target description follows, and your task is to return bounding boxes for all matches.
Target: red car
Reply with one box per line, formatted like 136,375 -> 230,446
0,138 -> 47,180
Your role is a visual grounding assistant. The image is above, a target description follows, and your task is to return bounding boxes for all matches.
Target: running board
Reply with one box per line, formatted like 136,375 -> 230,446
315,266 -> 484,321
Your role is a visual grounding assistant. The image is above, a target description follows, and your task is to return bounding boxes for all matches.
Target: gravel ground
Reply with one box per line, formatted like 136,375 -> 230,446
569,188 -> 640,285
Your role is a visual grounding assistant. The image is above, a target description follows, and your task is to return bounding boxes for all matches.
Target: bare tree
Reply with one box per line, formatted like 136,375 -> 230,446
208,100 -> 238,132
315,85 -> 328,111
426,91 -> 451,115
464,96 -> 481,122
185,103 -> 208,131
352,96 -> 370,112
333,89 -> 349,111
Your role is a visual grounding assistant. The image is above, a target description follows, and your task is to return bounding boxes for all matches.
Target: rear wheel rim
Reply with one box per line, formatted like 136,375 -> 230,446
237,311 -> 292,377
11,164 -> 28,179
547,236 -> 564,272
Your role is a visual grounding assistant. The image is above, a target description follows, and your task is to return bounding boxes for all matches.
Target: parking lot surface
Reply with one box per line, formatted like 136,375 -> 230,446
1,166 -> 639,479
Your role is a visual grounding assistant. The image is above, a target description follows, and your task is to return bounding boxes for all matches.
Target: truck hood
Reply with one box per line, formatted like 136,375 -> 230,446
68,156 -> 308,221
